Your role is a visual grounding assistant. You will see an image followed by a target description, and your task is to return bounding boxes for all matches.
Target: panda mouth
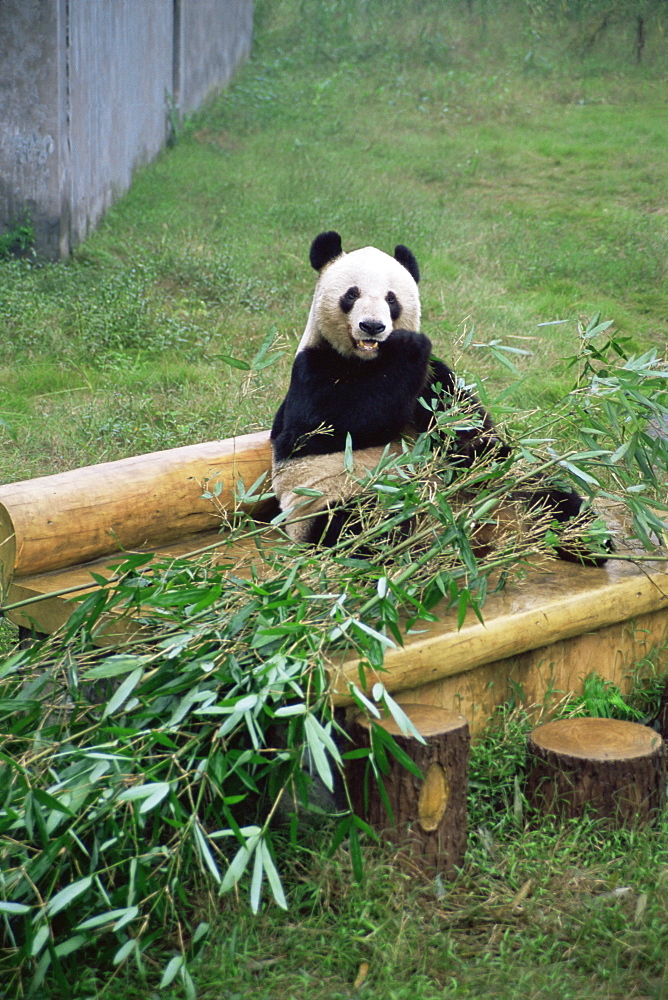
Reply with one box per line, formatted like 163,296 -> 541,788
356,339 -> 379,353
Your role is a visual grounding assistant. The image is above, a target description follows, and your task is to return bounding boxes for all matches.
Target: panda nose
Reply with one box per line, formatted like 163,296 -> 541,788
358,320 -> 386,338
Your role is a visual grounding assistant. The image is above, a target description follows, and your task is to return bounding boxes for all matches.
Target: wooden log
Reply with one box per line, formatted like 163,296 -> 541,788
330,558 -> 668,707
0,431 -> 272,581
526,717 -> 666,825
347,705 -> 470,877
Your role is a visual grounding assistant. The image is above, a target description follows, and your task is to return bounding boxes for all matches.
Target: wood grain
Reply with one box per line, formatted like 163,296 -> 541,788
526,717 -> 666,824
347,705 -> 470,876
0,431 -> 271,577
330,558 -> 668,704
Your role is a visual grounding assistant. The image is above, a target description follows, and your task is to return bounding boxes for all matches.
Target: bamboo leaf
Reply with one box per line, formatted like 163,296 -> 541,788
54,934 -> 86,959
250,839 -> 264,913
250,325 -> 279,369
489,346 -> 520,374
113,938 -> 137,966
160,954 -> 184,989
344,432 -> 354,473
86,655 -> 148,680
221,835 -> 259,893
192,922 -> 210,945
274,702 -> 307,716
182,966 -> 197,1000
0,901 -> 32,915
102,667 -> 144,718
75,907 -> 138,932
349,684 -> 381,719
559,460 -> 600,486
348,823 -> 364,882
45,876 -> 93,917
609,437 -> 634,464
215,354 -> 251,371
352,619 -> 397,648
304,713 -> 335,793
380,688 -> 427,744
193,822 -> 222,884
118,782 -> 170,814
30,924 -> 50,957
261,839 -> 288,910
372,724 -> 423,779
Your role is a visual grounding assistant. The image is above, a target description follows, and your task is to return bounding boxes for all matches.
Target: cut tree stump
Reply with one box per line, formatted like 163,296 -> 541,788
526,717 -> 666,826
347,704 -> 470,877
656,680 -> 668,741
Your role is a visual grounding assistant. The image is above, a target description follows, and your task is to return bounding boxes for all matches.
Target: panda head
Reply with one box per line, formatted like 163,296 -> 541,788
297,230 -> 421,361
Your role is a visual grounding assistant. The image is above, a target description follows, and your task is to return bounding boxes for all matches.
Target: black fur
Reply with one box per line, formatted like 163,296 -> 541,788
386,291 -> 401,322
310,231 -> 343,271
394,244 -> 420,283
271,330 -> 433,463
339,286 -> 360,314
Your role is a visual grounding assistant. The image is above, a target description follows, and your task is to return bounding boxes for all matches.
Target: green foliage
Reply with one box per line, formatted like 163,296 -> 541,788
0,525 -> 467,993
558,672 -> 643,721
1,1 -> 667,993
0,417 -> 17,444
467,703 -> 533,834
0,215 -> 34,260
0,620 -> 18,657
1,321 -> 667,993
91,709 -> 668,1000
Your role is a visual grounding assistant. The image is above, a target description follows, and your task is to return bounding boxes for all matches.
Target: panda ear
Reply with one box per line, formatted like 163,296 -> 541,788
394,244 -> 420,284
310,231 -> 343,271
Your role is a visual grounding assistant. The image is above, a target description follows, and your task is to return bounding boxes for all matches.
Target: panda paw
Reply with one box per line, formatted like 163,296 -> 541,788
385,329 -> 432,361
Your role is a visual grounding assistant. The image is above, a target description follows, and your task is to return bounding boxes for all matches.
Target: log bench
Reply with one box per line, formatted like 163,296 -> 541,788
1,432 -> 667,733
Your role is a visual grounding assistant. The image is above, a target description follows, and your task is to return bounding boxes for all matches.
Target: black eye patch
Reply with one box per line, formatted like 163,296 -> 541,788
386,291 -> 401,322
339,286 -> 360,314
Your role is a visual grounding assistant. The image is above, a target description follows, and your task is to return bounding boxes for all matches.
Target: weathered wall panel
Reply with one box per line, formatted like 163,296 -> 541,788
0,0 -> 253,258
177,0 -> 253,113
0,0 -> 66,257
67,0 -> 174,248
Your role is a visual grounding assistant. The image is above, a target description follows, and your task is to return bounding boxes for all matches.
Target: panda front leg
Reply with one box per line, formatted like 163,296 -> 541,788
415,357 -> 512,466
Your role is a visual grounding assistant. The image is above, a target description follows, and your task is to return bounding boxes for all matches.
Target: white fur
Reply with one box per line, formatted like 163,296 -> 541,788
273,444 -> 403,541
297,246 -> 421,358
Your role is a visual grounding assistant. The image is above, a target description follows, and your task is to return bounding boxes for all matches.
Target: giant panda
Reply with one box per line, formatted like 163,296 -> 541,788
270,230 -> 608,565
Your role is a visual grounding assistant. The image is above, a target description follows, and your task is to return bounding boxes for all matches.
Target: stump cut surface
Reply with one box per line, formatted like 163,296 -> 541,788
531,716 -> 662,760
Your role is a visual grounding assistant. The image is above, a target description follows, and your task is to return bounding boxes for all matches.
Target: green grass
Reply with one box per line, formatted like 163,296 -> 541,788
0,618 -> 17,656
1,0 -> 666,483
95,700 -> 668,1000
176,824 -> 668,1000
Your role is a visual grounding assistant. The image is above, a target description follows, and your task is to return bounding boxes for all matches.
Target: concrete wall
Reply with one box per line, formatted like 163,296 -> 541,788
67,2 -> 175,252
0,0 -> 253,259
177,0 -> 253,113
0,0 -> 66,256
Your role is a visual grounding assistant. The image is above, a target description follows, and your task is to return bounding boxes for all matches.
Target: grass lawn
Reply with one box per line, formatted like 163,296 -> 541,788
1,1 -> 667,997
1,2 -> 666,485
97,702 -> 668,1000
